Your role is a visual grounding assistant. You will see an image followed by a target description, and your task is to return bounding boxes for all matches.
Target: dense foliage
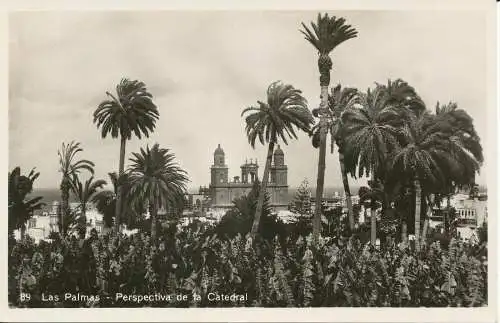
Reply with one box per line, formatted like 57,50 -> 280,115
8,167 -> 45,242
215,181 -> 286,242
9,224 -> 487,308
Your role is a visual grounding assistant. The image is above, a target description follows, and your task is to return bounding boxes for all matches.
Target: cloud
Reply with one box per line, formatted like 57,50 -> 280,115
9,10 -> 489,189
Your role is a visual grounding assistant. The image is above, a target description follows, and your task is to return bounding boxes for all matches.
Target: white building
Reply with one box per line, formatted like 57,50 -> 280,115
14,201 -> 60,242
452,195 -> 487,227
17,201 -> 105,242
433,193 -> 488,241
276,210 -> 301,224
84,207 -> 104,235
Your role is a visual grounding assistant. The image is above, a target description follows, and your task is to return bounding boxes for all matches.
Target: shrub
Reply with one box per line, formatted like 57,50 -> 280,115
215,182 -> 287,243
9,226 -> 487,308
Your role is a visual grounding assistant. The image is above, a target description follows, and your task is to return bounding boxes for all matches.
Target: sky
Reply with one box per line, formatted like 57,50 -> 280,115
8,10 -> 490,190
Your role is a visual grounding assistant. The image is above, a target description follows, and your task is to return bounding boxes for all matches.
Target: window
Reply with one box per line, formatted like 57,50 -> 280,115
28,218 -> 36,228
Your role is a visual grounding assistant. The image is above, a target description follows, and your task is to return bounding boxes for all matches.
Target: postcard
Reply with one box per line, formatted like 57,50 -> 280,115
1,0 -> 497,322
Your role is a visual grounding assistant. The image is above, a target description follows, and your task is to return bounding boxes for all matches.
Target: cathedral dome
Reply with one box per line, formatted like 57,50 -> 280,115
214,144 -> 224,155
274,145 -> 284,155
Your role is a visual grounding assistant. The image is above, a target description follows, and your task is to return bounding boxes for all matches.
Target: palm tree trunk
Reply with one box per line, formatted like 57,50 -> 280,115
20,225 -> 26,240
421,218 -> 429,247
9,228 -> 15,246
401,222 -> 408,244
81,204 -> 87,237
115,136 -> 127,232
150,203 -> 157,243
339,151 -> 354,231
60,180 -> 70,236
313,85 -> 329,244
370,172 -> 377,245
414,179 -> 422,252
250,140 -> 275,239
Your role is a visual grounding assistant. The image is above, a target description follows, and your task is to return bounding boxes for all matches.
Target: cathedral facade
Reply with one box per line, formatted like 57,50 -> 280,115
208,144 -> 289,210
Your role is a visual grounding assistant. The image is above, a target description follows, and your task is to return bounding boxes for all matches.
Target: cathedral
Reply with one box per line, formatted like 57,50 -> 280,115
208,144 -> 289,210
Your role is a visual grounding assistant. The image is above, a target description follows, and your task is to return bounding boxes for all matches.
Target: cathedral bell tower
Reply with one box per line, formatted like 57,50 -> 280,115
270,145 -> 287,185
210,144 -> 228,186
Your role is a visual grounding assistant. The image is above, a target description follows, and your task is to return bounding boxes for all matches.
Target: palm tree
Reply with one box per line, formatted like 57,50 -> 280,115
422,102 -> 483,236
8,167 -> 45,240
384,79 -> 426,115
434,102 -> 484,191
391,110 -> 458,251
69,175 -> 106,234
128,144 -> 188,242
311,84 -> 360,231
394,103 -> 483,248
341,79 -> 424,243
341,85 -> 403,244
241,81 -> 313,240
93,78 -> 160,231
58,141 -> 94,236
300,13 -> 358,242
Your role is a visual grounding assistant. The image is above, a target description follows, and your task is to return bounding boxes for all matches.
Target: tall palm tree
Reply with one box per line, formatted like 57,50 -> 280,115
69,175 -> 106,234
241,81 -> 313,240
341,79 -> 424,243
58,141 -> 94,236
341,85 -> 403,244
93,78 -> 160,231
301,13 -> 358,242
128,144 -> 188,242
311,84 -> 360,231
8,167 -> 45,240
391,110 -> 458,251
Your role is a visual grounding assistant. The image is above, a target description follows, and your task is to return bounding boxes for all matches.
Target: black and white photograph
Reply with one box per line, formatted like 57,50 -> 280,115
3,0 -> 497,322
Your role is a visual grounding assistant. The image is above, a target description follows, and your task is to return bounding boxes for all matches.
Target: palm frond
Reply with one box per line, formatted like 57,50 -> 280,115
93,78 -> 160,140
242,81 -> 313,149
128,143 -> 189,212
300,13 -> 358,54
